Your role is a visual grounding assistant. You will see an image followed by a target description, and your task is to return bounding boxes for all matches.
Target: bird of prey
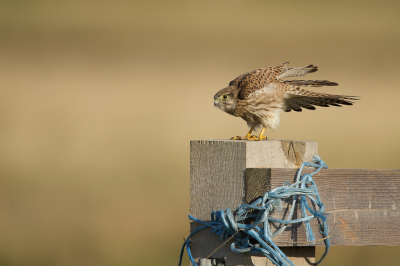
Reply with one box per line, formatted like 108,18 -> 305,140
214,62 -> 358,141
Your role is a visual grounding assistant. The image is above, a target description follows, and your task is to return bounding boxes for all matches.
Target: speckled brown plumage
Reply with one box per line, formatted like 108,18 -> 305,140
213,62 -> 358,140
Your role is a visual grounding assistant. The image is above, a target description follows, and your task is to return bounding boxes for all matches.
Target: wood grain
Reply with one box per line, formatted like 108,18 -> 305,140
245,168 -> 400,246
190,140 -> 317,220
245,168 -> 271,204
280,141 -> 306,166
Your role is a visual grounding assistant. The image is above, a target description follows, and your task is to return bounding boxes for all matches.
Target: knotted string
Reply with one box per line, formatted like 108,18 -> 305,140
178,155 -> 330,266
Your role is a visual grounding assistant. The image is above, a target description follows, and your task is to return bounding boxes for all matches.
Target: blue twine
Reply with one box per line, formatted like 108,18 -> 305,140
178,155 -> 330,266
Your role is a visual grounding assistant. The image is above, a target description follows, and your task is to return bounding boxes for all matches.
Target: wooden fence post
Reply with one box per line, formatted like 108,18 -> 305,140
190,140 -> 318,266
189,140 -> 400,266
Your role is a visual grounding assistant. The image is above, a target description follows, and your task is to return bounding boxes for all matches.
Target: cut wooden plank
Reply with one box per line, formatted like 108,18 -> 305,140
192,168 -> 400,249
250,168 -> 400,247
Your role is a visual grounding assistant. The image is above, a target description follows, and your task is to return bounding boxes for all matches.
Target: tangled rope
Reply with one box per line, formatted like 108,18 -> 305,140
178,155 -> 330,266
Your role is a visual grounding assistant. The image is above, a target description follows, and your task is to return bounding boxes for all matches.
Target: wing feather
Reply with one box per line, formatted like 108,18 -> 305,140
283,88 -> 358,112
282,80 -> 338,87
229,63 -> 287,99
277,64 -> 318,80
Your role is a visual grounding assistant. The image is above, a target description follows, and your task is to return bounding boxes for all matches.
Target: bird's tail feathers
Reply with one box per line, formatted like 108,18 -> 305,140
283,88 -> 359,112
287,87 -> 358,99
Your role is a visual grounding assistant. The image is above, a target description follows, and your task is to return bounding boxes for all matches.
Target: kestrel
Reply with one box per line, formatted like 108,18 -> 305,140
214,62 -> 358,141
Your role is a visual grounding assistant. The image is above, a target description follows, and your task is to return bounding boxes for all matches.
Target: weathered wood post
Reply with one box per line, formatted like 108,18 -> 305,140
190,139 -> 318,266
189,139 -> 400,266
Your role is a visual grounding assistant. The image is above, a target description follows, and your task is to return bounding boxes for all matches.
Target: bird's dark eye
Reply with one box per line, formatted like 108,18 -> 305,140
223,95 -> 227,99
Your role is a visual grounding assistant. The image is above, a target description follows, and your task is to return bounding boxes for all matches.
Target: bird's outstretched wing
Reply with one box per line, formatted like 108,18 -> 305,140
283,88 -> 358,112
229,64 -> 286,99
229,63 -> 321,99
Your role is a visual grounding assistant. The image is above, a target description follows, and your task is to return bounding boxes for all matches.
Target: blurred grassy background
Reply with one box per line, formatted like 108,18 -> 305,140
0,1 -> 400,265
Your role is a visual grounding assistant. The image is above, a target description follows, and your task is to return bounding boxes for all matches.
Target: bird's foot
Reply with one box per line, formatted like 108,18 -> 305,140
247,135 -> 267,141
248,136 -> 267,141
231,135 -> 267,141
231,136 -> 248,140
244,135 -> 259,141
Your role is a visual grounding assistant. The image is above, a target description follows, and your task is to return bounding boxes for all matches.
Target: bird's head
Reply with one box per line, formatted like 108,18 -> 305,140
214,86 -> 236,114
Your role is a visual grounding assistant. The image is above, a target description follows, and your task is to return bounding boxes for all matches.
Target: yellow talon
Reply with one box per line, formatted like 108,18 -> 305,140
231,126 -> 267,141
256,127 -> 267,141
